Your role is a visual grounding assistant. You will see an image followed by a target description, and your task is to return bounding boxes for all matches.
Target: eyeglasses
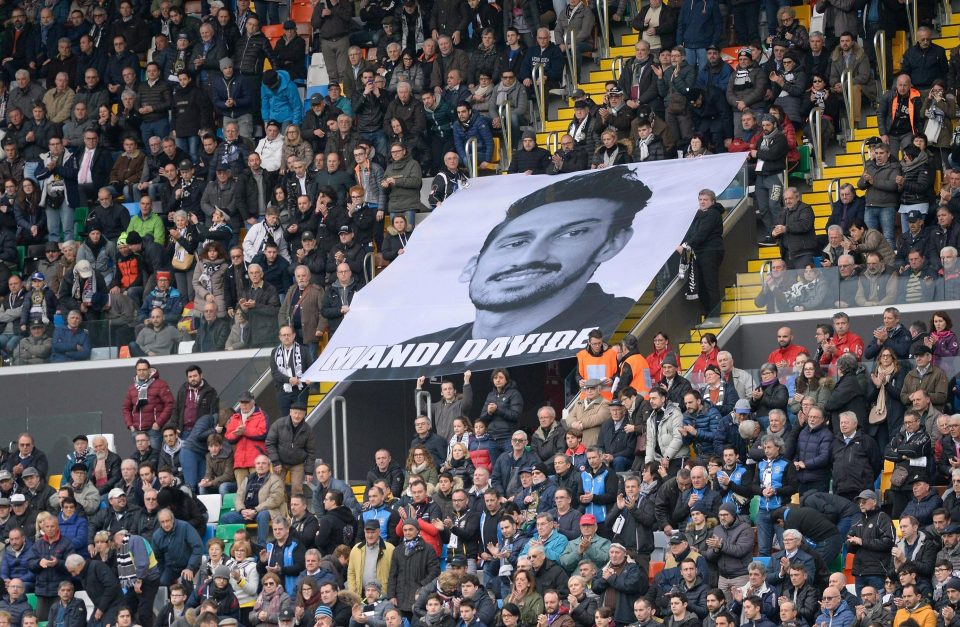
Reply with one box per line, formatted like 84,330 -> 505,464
263,582 -> 277,587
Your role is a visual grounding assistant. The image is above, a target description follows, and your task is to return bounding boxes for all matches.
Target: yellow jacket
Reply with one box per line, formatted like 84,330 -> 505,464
346,539 -> 395,597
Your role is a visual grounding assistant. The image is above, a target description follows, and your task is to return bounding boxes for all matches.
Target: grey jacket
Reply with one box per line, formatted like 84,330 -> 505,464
383,155 -> 428,214
135,323 -> 180,355
645,402 -> 687,463
857,159 -> 902,208
703,518 -> 754,577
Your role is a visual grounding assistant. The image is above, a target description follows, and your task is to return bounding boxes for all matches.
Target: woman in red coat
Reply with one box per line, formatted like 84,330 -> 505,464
690,333 -> 720,385
224,391 -> 268,485
647,331 -> 677,384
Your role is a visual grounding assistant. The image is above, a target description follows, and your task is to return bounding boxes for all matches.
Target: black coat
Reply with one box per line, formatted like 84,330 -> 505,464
824,370 -> 868,429
682,203 -> 725,254
831,431 -> 882,498
387,537 -> 440,609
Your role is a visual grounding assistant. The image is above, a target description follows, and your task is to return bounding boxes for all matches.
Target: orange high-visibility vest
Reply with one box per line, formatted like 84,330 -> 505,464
577,347 -> 618,400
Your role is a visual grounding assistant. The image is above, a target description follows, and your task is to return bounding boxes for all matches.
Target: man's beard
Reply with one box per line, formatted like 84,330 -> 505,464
470,254 -> 597,313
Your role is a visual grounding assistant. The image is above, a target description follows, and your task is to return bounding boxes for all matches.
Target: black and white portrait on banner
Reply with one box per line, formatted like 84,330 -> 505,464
304,154 -> 747,381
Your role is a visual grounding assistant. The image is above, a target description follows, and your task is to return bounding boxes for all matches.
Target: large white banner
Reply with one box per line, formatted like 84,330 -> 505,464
304,155 -> 747,381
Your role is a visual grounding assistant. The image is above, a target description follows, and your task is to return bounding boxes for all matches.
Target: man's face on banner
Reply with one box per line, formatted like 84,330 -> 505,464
460,199 -> 632,312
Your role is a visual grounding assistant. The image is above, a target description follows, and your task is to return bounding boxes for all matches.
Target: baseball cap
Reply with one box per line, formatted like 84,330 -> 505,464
10,494 -> 26,505
363,519 -> 381,530
29,271 -> 45,281
914,344 -> 932,355
108,488 -> 126,499
855,489 -> 878,501
311,94 -> 324,105
70,463 -> 88,473
448,555 -> 468,567
178,159 -> 194,171
907,210 -> 924,222
668,532 -> 686,545
74,259 -> 93,278
0,498 -> 10,507
579,514 -> 597,525
21,468 -> 39,478
301,231 -> 315,241
518,466 -> 533,475
338,225 -> 353,234
0,471 -> 13,481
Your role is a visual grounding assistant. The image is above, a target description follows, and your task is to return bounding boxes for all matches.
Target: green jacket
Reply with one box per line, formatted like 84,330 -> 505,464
559,534 -> 611,573
126,213 -> 166,245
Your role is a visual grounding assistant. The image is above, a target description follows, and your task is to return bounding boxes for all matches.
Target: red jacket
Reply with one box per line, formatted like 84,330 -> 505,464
691,347 -> 720,385
819,332 -> 865,372
646,346 -> 676,383
395,516 -> 442,556
224,409 -> 268,468
767,344 -> 809,371
122,369 -> 175,431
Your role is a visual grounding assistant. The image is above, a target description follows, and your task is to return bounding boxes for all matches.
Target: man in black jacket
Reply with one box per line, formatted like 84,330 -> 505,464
265,400 -> 315,496
754,114 -> 789,247
65,554 -> 122,625
507,132 -> 551,174
548,134 -> 588,174
170,365 -> 220,437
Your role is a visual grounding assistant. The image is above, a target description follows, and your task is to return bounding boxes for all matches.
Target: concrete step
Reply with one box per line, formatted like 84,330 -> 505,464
813,176 -> 857,192
822,164 -> 865,178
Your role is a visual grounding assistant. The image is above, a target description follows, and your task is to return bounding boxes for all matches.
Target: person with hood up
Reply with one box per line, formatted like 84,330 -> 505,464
678,188 -> 724,323
753,113 -> 789,247
261,70 -> 303,128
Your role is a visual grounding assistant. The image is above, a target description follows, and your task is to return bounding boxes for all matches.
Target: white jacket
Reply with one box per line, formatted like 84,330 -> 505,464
241,220 -> 291,263
255,136 -> 284,172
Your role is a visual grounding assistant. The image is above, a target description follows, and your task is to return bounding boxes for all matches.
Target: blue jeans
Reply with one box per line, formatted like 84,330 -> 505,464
200,482 -> 237,495
45,200 -> 74,243
221,509 -> 273,544
141,120 -> 170,149
763,0 -> 787,37
176,135 -> 200,163
180,445 -> 206,491
755,508 -> 782,556
864,205 -> 896,248
360,130 -> 388,157
0,333 -> 20,357
684,47 -> 709,75
612,456 -> 632,472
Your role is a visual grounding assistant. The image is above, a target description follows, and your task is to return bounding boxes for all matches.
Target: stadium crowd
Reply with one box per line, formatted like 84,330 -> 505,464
0,0 -> 956,360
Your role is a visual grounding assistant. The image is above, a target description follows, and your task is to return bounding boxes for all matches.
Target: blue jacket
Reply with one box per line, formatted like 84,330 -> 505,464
794,423 -> 833,484
0,596 -> 31,626
57,510 -> 89,558
152,519 -> 204,575
26,533 -> 73,596
688,404 -> 722,457
518,44 -> 565,83
453,112 -> 493,165
677,0 -> 722,49
62,451 -> 95,482
519,529 -> 568,562
50,326 -> 91,362
491,449 -> 539,496
261,70 -> 303,125
813,600 -> 855,627
139,287 -> 184,324
0,541 -> 34,588
902,491 -> 944,526
210,73 -> 253,118
754,457 -> 797,511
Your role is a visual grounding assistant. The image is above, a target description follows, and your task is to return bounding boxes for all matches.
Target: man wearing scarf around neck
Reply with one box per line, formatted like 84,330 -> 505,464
112,530 -> 161,627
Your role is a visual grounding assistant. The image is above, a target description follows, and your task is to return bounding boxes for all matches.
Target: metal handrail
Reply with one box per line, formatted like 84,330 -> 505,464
612,56 -> 623,81
840,69 -> 855,140
414,390 -> 433,421
565,31 -> 579,93
860,138 -> 870,164
873,30 -> 888,92
942,0 -> 952,27
598,0 -> 611,58
546,131 -> 559,154
330,396 -> 349,481
465,137 -> 478,178
363,251 -> 376,284
828,177 -> 841,203
532,63 -> 547,131
906,0 -> 918,45
498,101 -> 514,171
807,108 -> 823,180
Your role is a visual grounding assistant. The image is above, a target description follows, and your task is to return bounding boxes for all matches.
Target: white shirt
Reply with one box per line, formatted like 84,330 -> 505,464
255,136 -> 284,172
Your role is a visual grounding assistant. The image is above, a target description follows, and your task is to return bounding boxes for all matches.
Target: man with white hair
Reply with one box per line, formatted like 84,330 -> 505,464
64,554 -> 123,624
821,225 -> 847,267
717,351 -> 754,400
491,430 -> 538,497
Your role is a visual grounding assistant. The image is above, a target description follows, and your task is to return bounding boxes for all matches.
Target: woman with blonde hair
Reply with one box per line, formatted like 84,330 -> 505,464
229,540 -> 259,610
404,447 -> 439,491
281,126 -> 313,170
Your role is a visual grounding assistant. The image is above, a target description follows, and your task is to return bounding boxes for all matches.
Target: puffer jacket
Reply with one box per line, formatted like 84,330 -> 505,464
453,112 -> 493,164
265,415 -> 315,467
794,423 -> 833,483
857,159 -> 902,208
604,489 -> 658,555
726,63 -> 768,109
645,402 -> 687,463
482,381 -> 524,441
224,407 -> 268,468
26,532 -> 73,596
192,255 -> 228,316
704,517 -> 754,577
847,506 -> 894,577
688,404 -> 722,457
261,70 -> 303,126
121,369 -> 175,432
884,427 -> 932,486
233,32 -> 271,75
383,154 -> 428,214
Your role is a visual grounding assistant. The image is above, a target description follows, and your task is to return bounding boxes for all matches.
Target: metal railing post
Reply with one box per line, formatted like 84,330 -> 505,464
498,101 -> 514,171
532,63 -> 547,131
465,137 -> 479,177
546,131 -> 559,154
414,390 -> 433,421
612,56 -> 623,81
873,30 -> 888,91
807,108 -> 823,179
906,0 -> 918,45
565,31 -> 579,92
841,69 -> 855,140
598,0 -> 611,58
331,396 -> 349,480
860,139 -> 870,164
828,177 -> 841,203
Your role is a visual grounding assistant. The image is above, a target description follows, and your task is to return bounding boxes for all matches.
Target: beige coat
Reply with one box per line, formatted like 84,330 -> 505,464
564,398 -> 611,448
235,472 -> 289,520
